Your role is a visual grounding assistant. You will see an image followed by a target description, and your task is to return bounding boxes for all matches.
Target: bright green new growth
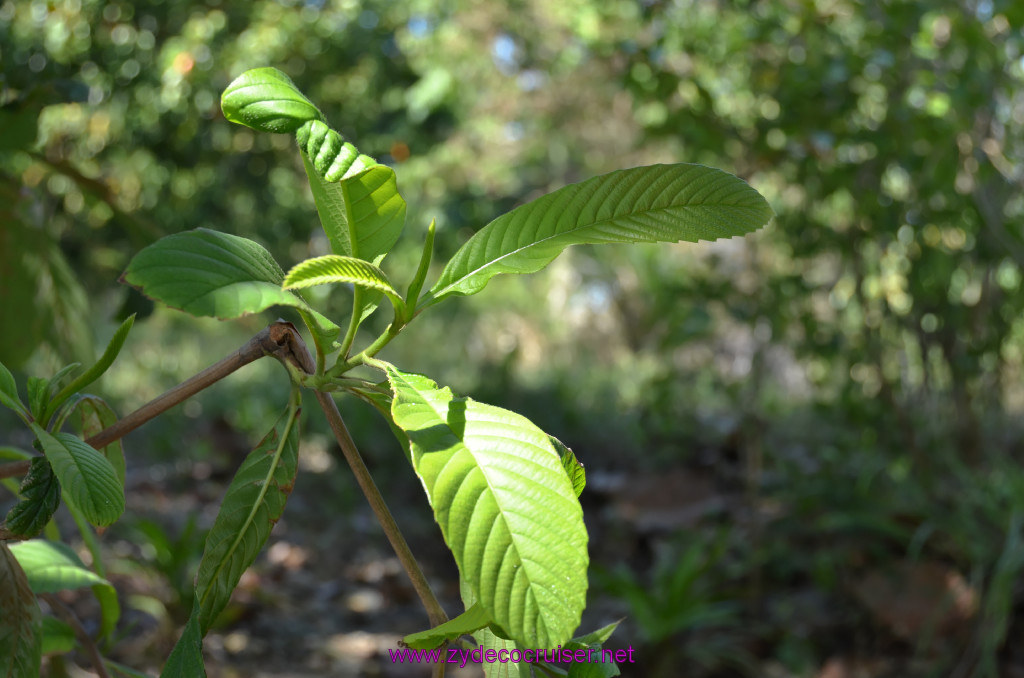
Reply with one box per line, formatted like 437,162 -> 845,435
221,67 -> 323,133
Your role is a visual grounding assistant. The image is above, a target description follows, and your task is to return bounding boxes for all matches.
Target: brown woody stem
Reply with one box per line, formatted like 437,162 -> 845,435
1,328 -> 280,480
265,321 -> 448,628
1,322 -> 448,629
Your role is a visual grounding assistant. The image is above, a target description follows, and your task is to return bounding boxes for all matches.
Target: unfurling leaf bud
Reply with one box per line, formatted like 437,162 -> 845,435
221,67 -> 324,134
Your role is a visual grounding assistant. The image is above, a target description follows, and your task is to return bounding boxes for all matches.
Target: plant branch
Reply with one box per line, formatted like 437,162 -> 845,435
41,593 -> 112,678
265,321 -> 449,628
0,326 -> 289,481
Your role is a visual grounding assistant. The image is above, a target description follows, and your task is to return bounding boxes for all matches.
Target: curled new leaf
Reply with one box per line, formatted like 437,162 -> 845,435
297,120 -> 377,184
221,67 -> 323,134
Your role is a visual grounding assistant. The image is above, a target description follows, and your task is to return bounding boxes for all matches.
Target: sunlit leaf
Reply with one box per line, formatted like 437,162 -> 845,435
383,364 -> 588,648
426,164 -> 773,304
122,229 -> 339,345
221,67 -> 323,134
283,255 -> 405,315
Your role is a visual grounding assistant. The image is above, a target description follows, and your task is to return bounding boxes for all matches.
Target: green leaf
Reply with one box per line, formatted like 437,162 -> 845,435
27,377 -> 48,423
8,540 -> 111,593
298,139 -> 406,262
70,395 -> 126,487
383,365 -> 589,648
0,447 -> 32,462
39,616 -> 75,655
193,396 -> 301,633
567,655 -> 621,678
0,360 -> 26,416
0,543 -> 42,678
4,458 -> 61,538
425,164 -> 774,304
221,67 -> 323,134
461,580 -> 531,678
30,426 -> 125,528
565,621 -> 622,650
403,603 -> 492,650
44,315 -> 135,424
284,255 -> 406,315
160,594 -> 207,678
46,362 -> 81,399
8,539 -> 120,640
121,229 -> 338,338
549,436 -> 586,498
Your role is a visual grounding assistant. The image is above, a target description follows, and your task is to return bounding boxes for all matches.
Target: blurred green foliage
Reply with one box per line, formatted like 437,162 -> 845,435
3,0 -> 1024,676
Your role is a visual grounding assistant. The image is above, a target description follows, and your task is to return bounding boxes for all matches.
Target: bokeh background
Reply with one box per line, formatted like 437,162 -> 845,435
3,0 -> 1024,676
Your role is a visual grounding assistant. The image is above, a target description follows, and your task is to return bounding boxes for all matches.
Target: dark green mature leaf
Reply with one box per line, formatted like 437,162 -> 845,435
193,398 -> 301,633
383,365 -> 588,648
44,314 -> 135,424
122,229 -> 339,343
283,255 -> 405,315
0,543 -> 42,678
4,458 -> 60,538
403,603 -> 492,650
425,164 -> 774,304
221,67 -> 323,134
160,594 -> 207,678
30,425 -> 124,527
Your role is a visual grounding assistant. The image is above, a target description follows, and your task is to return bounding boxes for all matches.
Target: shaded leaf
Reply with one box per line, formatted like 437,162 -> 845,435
0,542 -> 42,678
30,426 -> 124,527
193,398 -> 301,633
384,365 -> 588,648
426,164 -> 773,304
4,458 -> 61,538
45,314 -> 135,424
39,616 -> 75,655
0,360 -> 25,416
71,394 -> 126,486
160,594 -> 207,678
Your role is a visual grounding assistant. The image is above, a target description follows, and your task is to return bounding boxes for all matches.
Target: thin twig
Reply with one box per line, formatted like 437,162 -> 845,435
41,593 -> 112,678
265,321 -> 449,628
0,328 -> 283,481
